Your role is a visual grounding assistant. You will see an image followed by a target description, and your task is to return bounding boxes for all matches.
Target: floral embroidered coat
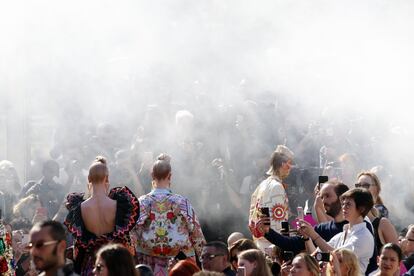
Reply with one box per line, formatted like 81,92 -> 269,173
134,188 -> 205,259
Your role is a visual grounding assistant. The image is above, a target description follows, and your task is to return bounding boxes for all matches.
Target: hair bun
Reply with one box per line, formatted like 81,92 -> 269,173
94,156 -> 107,165
156,154 -> 171,163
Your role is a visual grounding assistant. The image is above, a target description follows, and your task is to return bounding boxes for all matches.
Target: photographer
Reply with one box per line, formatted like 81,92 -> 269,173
299,188 -> 375,275
255,181 -> 349,255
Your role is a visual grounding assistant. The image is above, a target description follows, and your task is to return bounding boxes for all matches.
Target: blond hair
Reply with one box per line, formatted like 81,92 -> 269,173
88,156 -> 109,183
357,171 -> 383,205
328,248 -> 361,276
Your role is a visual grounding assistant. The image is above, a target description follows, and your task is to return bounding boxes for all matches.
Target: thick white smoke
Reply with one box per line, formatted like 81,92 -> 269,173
1,0 -> 414,226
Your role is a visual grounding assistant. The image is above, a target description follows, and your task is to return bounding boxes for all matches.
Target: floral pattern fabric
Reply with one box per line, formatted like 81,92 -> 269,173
134,188 -> 205,260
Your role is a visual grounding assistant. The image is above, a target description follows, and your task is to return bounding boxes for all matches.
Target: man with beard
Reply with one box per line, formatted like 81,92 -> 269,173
28,220 -> 77,276
255,181 -> 349,254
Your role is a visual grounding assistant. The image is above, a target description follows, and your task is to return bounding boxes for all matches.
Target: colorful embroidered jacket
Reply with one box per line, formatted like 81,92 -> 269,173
249,176 -> 289,250
135,188 -> 205,259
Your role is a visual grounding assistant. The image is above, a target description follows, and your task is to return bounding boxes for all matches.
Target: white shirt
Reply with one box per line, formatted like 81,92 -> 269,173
327,222 -> 374,274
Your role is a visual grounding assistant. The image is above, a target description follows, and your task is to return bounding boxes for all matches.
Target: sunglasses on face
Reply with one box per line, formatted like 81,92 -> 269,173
354,182 -> 372,189
200,254 -> 224,262
25,240 -> 59,250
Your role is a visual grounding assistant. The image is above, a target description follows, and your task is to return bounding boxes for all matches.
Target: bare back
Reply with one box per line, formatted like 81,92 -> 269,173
81,197 -> 117,236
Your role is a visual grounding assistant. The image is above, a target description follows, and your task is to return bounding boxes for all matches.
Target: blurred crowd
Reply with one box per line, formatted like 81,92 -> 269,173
0,94 -> 413,275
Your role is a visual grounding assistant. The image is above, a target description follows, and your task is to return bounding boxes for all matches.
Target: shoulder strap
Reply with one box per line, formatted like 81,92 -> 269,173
372,217 -> 380,231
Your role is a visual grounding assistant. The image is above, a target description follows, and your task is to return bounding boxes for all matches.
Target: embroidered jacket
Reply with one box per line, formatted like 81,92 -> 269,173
134,188 -> 205,259
249,176 -> 289,250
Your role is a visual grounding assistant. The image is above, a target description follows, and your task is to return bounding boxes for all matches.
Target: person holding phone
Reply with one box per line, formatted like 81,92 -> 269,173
299,188 -> 375,274
254,182 -> 350,255
249,145 -> 294,252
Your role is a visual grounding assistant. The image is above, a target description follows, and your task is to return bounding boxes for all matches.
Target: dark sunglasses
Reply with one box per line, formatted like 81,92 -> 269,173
200,254 -> 224,262
354,182 -> 372,189
25,240 -> 59,250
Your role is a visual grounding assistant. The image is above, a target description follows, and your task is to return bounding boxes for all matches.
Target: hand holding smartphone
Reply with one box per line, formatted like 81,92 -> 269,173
318,175 -> 329,189
297,206 -> 304,220
237,267 -> 246,276
259,207 -> 271,226
282,251 -> 294,262
315,252 -> 330,262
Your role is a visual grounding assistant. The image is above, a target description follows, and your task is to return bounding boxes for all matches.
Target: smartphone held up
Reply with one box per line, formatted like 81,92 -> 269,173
259,207 -> 271,226
318,175 -> 328,189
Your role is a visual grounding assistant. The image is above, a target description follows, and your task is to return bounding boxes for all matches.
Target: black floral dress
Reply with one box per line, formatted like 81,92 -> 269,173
64,187 -> 139,275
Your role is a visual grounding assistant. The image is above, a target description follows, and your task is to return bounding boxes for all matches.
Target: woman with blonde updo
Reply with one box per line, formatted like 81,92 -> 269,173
134,154 -> 205,275
65,156 -> 140,275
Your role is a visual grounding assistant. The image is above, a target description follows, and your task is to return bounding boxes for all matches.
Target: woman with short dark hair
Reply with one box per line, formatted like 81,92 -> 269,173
299,188 -> 375,274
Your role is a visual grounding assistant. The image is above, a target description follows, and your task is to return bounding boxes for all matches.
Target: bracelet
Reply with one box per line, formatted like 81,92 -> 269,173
313,236 -> 321,242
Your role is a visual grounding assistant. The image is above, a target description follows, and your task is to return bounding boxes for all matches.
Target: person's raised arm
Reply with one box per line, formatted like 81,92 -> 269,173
255,217 -> 306,254
313,183 -> 332,223
298,219 -> 335,253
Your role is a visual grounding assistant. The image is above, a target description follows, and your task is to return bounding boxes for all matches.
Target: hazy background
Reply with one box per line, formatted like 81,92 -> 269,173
1,0 -> 414,229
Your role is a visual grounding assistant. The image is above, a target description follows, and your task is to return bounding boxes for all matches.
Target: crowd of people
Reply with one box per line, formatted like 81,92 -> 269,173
0,95 -> 413,275
0,142 -> 412,275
